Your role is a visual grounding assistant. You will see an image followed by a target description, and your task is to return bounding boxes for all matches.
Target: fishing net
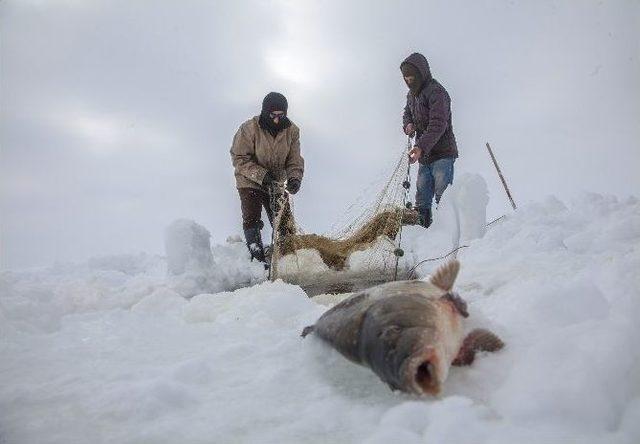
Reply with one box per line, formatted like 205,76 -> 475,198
268,143 -> 420,295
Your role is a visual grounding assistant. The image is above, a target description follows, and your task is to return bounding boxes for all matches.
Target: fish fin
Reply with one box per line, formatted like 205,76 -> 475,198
430,259 -> 460,292
452,328 -> 504,366
441,292 -> 469,317
301,325 -> 315,338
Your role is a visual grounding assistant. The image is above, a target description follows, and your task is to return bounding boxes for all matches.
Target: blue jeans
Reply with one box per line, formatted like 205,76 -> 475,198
415,157 -> 455,212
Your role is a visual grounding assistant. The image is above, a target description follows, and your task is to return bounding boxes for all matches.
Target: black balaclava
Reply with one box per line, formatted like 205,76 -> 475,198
401,62 -> 424,95
258,92 -> 291,137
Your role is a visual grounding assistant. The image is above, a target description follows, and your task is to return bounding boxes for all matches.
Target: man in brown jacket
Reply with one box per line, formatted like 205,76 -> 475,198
230,92 -> 304,264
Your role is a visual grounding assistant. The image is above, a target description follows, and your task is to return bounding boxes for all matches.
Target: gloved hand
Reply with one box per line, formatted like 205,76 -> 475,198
286,178 -> 301,194
404,123 -> 416,137
262,171 -> 276,187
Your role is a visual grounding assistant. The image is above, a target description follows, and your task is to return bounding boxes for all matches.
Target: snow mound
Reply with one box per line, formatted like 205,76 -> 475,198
165,219 -> 266,297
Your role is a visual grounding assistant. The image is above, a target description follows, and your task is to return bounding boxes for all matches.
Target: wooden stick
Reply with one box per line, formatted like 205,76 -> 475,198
486,142 -> 517,210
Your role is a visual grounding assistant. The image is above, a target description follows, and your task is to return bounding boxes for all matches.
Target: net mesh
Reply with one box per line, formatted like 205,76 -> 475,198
269,144 -> 419,293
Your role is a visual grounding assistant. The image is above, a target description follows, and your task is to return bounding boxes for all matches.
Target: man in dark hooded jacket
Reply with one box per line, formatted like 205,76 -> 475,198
401,52 -> 458,228
230,92 -> 304,264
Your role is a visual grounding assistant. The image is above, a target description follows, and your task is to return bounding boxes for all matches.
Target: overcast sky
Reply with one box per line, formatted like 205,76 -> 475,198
1,0 -> 639,269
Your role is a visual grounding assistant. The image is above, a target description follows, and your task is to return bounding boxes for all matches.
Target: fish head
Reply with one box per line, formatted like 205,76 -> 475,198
399,334 -> 449,396
359,285 -> 466,396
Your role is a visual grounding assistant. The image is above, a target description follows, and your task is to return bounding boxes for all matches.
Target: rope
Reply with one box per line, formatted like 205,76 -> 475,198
407,245 -> 470,278
267,182 -> 288,281
393,136 -> 413,280
406,214 -> 508,279
487,215 -> 506,226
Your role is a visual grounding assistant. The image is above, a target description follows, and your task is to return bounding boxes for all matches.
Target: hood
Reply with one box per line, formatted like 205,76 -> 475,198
400,52 -> 432,83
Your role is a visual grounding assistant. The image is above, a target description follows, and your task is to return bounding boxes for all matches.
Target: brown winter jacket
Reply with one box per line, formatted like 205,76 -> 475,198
401,53 -> 458,164
230,116 -> 304,191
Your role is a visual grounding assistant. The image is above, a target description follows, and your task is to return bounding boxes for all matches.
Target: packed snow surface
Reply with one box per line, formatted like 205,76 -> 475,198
2,190 -> 640,443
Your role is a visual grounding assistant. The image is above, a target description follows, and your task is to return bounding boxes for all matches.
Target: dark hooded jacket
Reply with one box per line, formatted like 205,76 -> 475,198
401,53 -> 458,164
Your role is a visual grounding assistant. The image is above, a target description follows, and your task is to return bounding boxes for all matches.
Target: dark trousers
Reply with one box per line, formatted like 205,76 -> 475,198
238,188 -> 274,230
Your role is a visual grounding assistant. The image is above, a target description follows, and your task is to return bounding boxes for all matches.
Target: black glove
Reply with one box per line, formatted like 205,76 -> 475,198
262,171 -> 276,187
286,178 -> 301,194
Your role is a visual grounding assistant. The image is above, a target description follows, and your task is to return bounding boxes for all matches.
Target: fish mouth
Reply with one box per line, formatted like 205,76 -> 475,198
416,361 -> 436,392
403,349 -> 442,396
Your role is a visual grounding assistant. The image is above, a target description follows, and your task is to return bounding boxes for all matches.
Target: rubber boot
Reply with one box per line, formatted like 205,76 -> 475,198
243,227 -> 266,263
418,208 -> 433,228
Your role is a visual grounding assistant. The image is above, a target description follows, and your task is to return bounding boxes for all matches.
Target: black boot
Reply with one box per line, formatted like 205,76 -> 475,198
243,227 -> 266,263
418,208 -> 433,228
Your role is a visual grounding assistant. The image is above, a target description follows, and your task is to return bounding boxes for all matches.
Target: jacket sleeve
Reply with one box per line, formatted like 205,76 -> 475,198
416,88 -> 450,155
230,124 -> 268,185
402,96 -> 414,130
285,127 -> 304,181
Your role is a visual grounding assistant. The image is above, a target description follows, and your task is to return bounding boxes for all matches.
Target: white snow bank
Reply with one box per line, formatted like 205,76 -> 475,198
0,224 -> 264,333
165,219 -> 266,297
394,173 -> 492,276
0,253 -> 165,333
1,192 -> 639,443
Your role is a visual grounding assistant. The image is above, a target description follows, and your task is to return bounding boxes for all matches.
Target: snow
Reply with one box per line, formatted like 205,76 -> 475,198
1,185 -> 639,443
165,219 -> 266,297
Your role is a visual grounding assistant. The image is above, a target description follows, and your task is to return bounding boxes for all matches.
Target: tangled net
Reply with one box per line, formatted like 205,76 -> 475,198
269,146 -> 418,291
279,209 -> 418,270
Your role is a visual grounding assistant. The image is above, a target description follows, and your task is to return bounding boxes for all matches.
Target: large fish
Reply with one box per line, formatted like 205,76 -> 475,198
302,260 -> 503,396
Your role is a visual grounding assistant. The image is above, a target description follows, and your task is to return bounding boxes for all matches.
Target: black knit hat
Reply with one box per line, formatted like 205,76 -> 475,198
258,92 -> 291,136
262,92 -> 288,114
